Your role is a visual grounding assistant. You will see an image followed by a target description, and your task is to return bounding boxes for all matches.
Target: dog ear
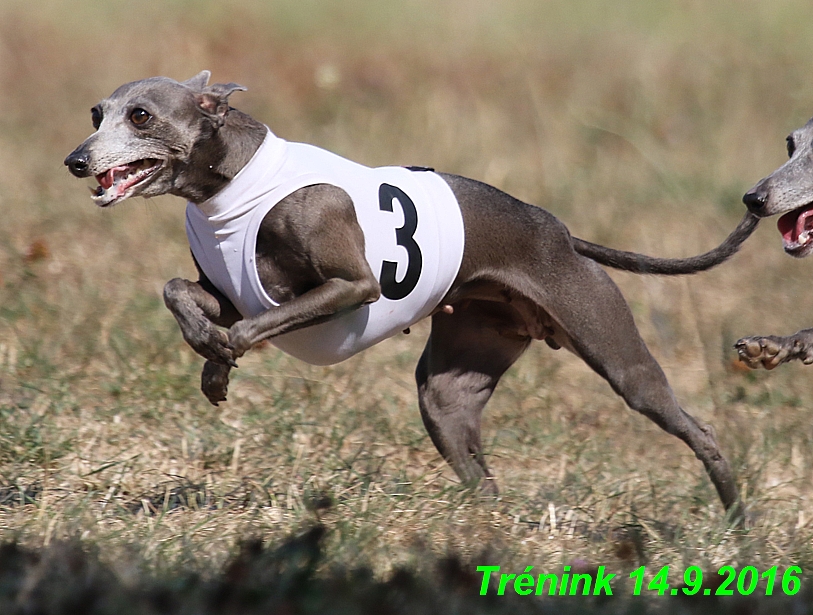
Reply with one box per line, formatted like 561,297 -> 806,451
195,82 -> 248,128
182,70 -> 211,91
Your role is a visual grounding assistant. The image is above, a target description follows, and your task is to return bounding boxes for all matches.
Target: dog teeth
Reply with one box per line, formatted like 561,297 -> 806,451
111,161 -> 158,187
90,159 -> 160,206
800,231 -> 810,245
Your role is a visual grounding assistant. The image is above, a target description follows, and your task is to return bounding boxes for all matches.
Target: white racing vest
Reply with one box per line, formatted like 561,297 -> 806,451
186,128 -> 465,365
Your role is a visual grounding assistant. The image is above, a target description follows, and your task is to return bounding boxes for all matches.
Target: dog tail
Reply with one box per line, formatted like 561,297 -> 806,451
572,211 -> 759,275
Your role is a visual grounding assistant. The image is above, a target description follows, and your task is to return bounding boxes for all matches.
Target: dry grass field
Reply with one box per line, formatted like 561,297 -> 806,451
3,0 -> 813,610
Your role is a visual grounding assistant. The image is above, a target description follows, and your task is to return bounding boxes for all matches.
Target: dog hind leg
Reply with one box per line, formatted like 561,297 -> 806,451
415,303 -> 531,494
531,254 -> 743,519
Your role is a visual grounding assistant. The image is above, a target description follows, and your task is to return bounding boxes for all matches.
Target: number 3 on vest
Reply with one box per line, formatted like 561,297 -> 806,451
378,183 -> 423,300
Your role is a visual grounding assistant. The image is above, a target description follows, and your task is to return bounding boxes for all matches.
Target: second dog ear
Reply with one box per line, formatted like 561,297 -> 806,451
195,82 -> 248,128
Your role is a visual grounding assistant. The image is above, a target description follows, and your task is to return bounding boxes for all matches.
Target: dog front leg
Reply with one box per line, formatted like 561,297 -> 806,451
163,275 -> 243,405
735,329 -> 813,369
163,277 -> 241,365
227,277 -> 380,358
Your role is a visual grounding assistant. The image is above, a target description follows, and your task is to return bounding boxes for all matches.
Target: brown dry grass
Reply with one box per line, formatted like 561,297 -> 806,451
2,0 -> 813,593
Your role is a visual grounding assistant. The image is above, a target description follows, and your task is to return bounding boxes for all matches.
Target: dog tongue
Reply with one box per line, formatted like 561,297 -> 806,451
778,204 -> 813,245
96,165 -> 129,191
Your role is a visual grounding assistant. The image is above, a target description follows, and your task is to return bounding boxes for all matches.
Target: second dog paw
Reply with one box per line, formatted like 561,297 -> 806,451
734,334 -> 813,370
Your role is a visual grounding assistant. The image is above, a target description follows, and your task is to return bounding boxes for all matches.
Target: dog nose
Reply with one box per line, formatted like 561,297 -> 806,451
742,188 -> 768,213
64,149 -> 91,177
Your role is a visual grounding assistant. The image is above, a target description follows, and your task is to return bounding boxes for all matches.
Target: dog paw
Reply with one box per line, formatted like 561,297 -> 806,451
227,320 -> 256,358
184,323 -> 238,368
201,360 -> 230,406
734,334 -> 813,370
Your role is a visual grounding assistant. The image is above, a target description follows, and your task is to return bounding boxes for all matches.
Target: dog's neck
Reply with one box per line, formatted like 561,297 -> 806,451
171,108 -> 268,204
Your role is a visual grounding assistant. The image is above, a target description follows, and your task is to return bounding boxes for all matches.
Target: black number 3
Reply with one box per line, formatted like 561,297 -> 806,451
378,183 -> 422,300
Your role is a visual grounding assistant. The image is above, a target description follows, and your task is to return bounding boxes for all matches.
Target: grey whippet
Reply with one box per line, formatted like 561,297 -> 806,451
65,72 -> 759,519
737,118 -> 813,368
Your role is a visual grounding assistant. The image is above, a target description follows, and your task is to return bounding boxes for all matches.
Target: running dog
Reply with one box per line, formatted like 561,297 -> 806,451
736,117 -> 813,369
65,71 -> 759,518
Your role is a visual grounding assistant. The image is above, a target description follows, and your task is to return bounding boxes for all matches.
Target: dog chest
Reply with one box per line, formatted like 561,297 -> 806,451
185,129 -> 465,365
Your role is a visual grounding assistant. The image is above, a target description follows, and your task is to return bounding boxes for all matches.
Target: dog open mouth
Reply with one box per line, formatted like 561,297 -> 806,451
91,158 -> 162,207
777,202 -> 813,256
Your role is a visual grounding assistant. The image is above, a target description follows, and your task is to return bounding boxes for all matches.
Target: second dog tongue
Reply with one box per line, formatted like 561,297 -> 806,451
792,206 -> 813,243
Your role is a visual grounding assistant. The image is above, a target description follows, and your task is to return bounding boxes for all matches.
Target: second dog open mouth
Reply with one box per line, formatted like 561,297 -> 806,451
778,202 -> 813,255
91,158 -> 162,207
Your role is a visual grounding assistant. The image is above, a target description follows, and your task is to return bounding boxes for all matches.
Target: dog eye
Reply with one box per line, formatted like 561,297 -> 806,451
129,108 -> 152,126
91,107 -> 102,130
787,135 -> 796,158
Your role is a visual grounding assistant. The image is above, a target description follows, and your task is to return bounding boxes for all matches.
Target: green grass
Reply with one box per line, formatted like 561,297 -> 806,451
3,0 -> 813,608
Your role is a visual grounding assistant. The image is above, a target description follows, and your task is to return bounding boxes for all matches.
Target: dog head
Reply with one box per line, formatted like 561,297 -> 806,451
743,117 -> 813,257
64,71 -> 246,207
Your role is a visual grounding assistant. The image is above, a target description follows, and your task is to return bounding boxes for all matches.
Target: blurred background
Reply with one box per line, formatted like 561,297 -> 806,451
2,0 -> 813,592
